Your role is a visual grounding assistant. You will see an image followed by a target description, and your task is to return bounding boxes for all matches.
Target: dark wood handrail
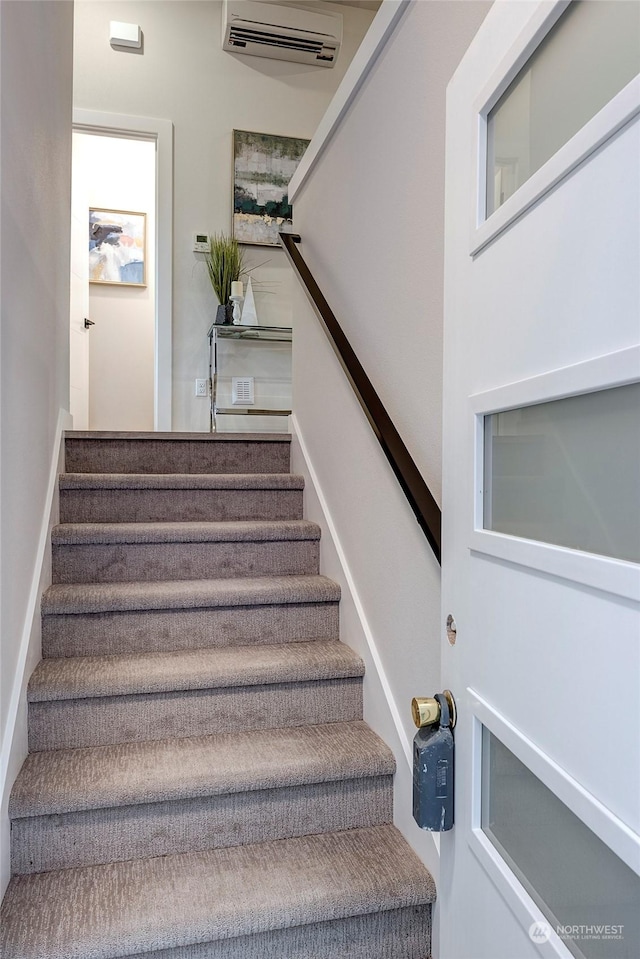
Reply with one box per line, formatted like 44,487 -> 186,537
280,232 -> 441,564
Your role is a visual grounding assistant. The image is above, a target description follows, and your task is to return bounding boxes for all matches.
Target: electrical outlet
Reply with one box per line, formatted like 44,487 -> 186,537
195,378 -> 209,397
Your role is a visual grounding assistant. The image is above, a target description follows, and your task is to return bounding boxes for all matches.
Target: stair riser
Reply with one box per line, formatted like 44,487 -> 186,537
116,906 -> 432,959
65,439 -> 290,474
29,679 -> 363,750
42,602 -> 340,657
52,540 -> 320,584
59,489 -> 304,524
12,775 -> 393,874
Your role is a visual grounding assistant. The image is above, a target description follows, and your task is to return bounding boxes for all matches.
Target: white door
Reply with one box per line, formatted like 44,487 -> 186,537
69,131 -> 91,429
441,3 -> 639,959
83,134 -> 156,432
72,111 -> 174,431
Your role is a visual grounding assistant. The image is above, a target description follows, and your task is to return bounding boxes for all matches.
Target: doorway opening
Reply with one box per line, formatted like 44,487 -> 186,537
70,110 -> 173,431
70,130 -> 156,431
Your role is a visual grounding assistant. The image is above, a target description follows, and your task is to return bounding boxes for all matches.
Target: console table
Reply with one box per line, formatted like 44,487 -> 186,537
206,323 -> 293,432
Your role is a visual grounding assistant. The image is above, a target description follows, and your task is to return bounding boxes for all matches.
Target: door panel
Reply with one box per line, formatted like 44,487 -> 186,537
468,561 -> 639,833
441,2 -> 640,958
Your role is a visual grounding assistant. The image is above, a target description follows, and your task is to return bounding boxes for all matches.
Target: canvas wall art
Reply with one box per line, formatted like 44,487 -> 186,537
89,209 -> 146,286
233,130 -> 310,247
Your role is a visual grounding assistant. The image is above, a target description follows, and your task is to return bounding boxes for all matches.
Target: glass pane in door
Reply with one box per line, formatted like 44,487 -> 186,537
482,728 -> 639,959
487,0 -> 640,214
483,382 -> 640,562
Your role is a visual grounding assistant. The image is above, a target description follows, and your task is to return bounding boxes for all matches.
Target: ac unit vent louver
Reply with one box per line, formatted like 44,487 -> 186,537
229,27 -> 328,56
222,1 -> 342,68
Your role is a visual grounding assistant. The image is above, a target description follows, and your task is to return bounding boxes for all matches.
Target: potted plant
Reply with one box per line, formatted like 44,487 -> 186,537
205,233 -> 246,324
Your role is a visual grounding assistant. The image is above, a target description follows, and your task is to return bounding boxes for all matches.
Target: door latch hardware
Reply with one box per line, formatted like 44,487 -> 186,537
411,690 -> 456,831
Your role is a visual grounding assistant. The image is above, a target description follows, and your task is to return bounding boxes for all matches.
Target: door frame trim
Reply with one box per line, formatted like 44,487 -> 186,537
465,690 -> 639,957
469,689 -> 640,876
467,706 -> 575,959
470,0 -> 640,255
73,109 -> 173,430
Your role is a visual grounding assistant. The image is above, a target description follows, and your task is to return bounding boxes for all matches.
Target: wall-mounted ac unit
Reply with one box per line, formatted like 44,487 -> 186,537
222,1 -> 342,68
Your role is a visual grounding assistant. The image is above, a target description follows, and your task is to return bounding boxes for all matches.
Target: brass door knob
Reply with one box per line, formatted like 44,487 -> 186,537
411,690 -> 457,729
411,697 -> 441,728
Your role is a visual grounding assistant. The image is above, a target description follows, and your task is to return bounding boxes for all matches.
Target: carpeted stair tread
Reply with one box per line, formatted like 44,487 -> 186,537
0,825 -> 436,959
60,472 -> 305,490
10,720 -> 394,818
52,519 -> 320,545
28,640 -> 363,702
42,574 -> 341,615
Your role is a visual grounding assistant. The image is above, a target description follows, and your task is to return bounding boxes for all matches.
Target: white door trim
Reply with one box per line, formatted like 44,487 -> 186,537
465,687 -> 639,959
466,706 -> 576,959
469,690 -> 640,876
469,0 -> 640,255
472,77 -> 640,256
73,109 -> 173,431
468,345 -> 640,602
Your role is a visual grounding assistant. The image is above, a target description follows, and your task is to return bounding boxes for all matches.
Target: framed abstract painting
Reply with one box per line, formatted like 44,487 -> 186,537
233,130 -> 310,247
89,209 -> 147,286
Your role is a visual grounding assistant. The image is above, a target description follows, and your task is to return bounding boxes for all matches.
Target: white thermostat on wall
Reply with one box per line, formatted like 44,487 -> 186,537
193,233 -> 210,253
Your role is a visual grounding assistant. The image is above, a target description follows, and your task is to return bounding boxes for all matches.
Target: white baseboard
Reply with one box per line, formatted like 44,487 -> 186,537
0,407 -> 71,896
290,414 -> 440,887
290,412 -> 414,767
290,412 -> 441,915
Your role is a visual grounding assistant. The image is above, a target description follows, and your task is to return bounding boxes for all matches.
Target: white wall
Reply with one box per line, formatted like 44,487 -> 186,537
73,0 -> 377,430
294,0 -> 491,504
78,133 -> 156,430
289,0 -> 489,870
0,0 -> 73,896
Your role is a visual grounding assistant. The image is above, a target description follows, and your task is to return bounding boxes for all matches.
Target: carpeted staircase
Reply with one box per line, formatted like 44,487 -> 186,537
1,431 -> 435,959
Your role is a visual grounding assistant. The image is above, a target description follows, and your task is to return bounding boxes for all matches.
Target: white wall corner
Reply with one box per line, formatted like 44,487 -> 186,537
288,0 -> 412,202
0,408 -> 72,897
289,413 -> 440,884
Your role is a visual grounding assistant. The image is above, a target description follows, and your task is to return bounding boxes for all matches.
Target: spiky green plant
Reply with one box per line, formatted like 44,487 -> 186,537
205,233 -> 246,304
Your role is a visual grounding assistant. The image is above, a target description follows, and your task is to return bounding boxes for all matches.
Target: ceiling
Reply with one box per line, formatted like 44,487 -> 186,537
333,1 -> 383,10
274,1 -> 383,11
264,1 -> 384,17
